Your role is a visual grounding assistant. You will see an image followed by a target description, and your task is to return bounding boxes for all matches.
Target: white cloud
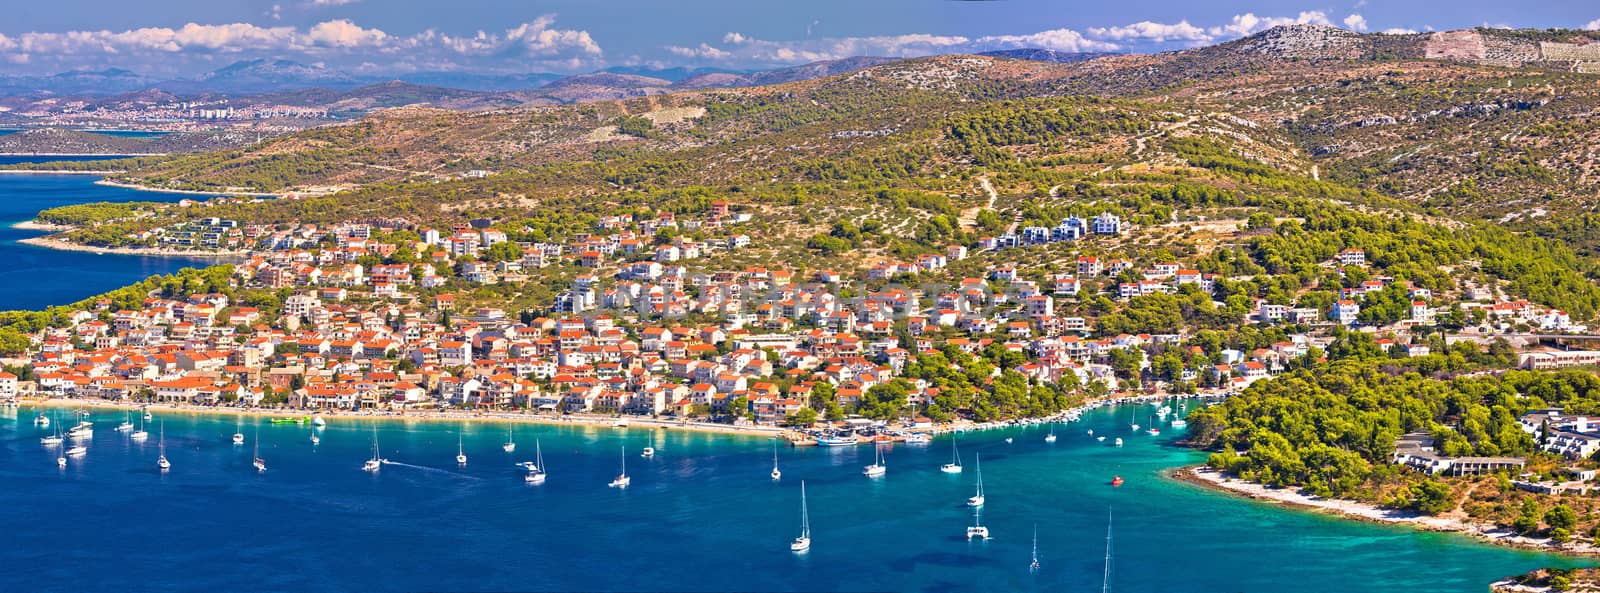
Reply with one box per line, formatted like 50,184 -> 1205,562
1381,28 -> 1420,35
1088,20 -> 1210,43
1585,19 -> 1600,31
1209,11 -> 1333,38
306,19 -> 388,48
0,15 -> 605,73
977,28 -> 1119,52
666,43 -> 730,60
1343,14 -> 1368,32
502,15 -> 602,56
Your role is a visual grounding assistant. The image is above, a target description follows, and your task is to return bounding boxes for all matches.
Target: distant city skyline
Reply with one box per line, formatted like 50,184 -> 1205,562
2,0 -> 1599,76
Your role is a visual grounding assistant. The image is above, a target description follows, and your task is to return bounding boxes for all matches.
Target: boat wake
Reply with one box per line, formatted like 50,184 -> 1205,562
379,460 -> 477,478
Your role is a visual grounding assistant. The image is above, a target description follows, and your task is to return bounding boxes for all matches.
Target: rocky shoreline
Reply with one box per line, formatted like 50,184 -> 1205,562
1171,466 -> 1600,558
17,235 -> 247,258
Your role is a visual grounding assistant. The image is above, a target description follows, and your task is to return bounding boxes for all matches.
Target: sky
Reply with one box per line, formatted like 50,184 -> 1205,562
2,0 -> 1599,77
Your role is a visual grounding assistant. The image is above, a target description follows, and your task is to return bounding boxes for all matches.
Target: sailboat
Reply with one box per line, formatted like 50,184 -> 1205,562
1101,507 -> 1114,593
116,411 -> 134,432
1113,437 -> 1124,447
790,480 -> 811,552
130,413 -> 149,441
608,445 -> 631,488
940,437 -> 963,473
1029,524 -> 1041,573
232,418 -> 245,445
34,412 -> 49,427
56,442 -> 66,468
502,428 -> 516,453
157,422 -> 171,471
966,453 -> 985,507
770,441 -> 782,481
309,427 -> 320,445
1146,411 -> 1161,436
1044,425 -> 1057,443
966,506 -> 989,540
523,439 -> 547,484
142,407 -> 152,421
862,442 -> 886,477
252,429 -> 266,473
456,433 -> 468,466
363,431 -> 383,472
40,411 -> 64,445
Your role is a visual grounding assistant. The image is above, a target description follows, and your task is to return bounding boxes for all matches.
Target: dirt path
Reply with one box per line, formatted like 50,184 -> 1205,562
957,176 -> 1000,232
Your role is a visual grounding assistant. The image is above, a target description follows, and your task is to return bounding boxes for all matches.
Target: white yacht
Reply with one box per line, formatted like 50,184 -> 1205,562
502,428 -> 516,453
524,440 -> 548,484
56,445 -> 67,468
608,445 -> 631,488
67,421 -> 93,439
252,437 -> 266,474
862,443 -> 887,477
65,445 -> 87,457
157,422 -> 171,471
1114,437 -> 1124,447
363,432 -> 383,472
116,412 -> 134,432
940,438 -> 963,473
790,480 -> 811,553
641,447 -> 655,459
310,431 -> 320,445
1171,418 -> 1188,429
966,453 -> 985,507
966,506 -> 990,540
770,441 -> 782,481
312,415 -> 326,427
1044,426 -> 1057,443
41,413 -> 64,445
456,434 -> 467,466
232,430 -> 245,445
130,414 -> 149,441
34,413 -> 49,427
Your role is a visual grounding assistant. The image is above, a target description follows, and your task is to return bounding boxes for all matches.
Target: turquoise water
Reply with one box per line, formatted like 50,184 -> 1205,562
1,404 -> 1583,592
0,165 -> 217,310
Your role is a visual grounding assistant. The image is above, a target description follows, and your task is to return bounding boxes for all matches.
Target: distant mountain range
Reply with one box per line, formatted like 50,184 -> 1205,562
0,52 -> 1094,102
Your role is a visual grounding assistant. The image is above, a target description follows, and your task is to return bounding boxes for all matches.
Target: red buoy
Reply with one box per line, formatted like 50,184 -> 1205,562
1111,475 -> 1124,487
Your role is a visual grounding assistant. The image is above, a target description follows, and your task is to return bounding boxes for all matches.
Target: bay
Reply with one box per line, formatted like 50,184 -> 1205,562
0,161 -> 219,310
0,403 -> 1584,593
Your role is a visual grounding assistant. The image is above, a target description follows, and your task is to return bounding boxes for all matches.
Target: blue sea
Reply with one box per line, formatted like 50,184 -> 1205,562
0,157 -> 220,310
0,129 -> 169,139
0,404 -> 1584,593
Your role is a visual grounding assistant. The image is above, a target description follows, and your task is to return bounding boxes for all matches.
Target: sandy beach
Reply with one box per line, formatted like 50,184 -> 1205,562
18,396 -> 788,440
11,220 -> 73,232
93,178 -> 280,198
1173,465 -> 1600,558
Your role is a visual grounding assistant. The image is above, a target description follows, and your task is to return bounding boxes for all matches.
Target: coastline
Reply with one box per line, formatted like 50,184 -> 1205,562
1171,465 -> 1600,558
93,178 -> 280,198
19,397 -> 786,440
17,235 -> 247,258
0,169 -> 122,175
11,220 -> 73,232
